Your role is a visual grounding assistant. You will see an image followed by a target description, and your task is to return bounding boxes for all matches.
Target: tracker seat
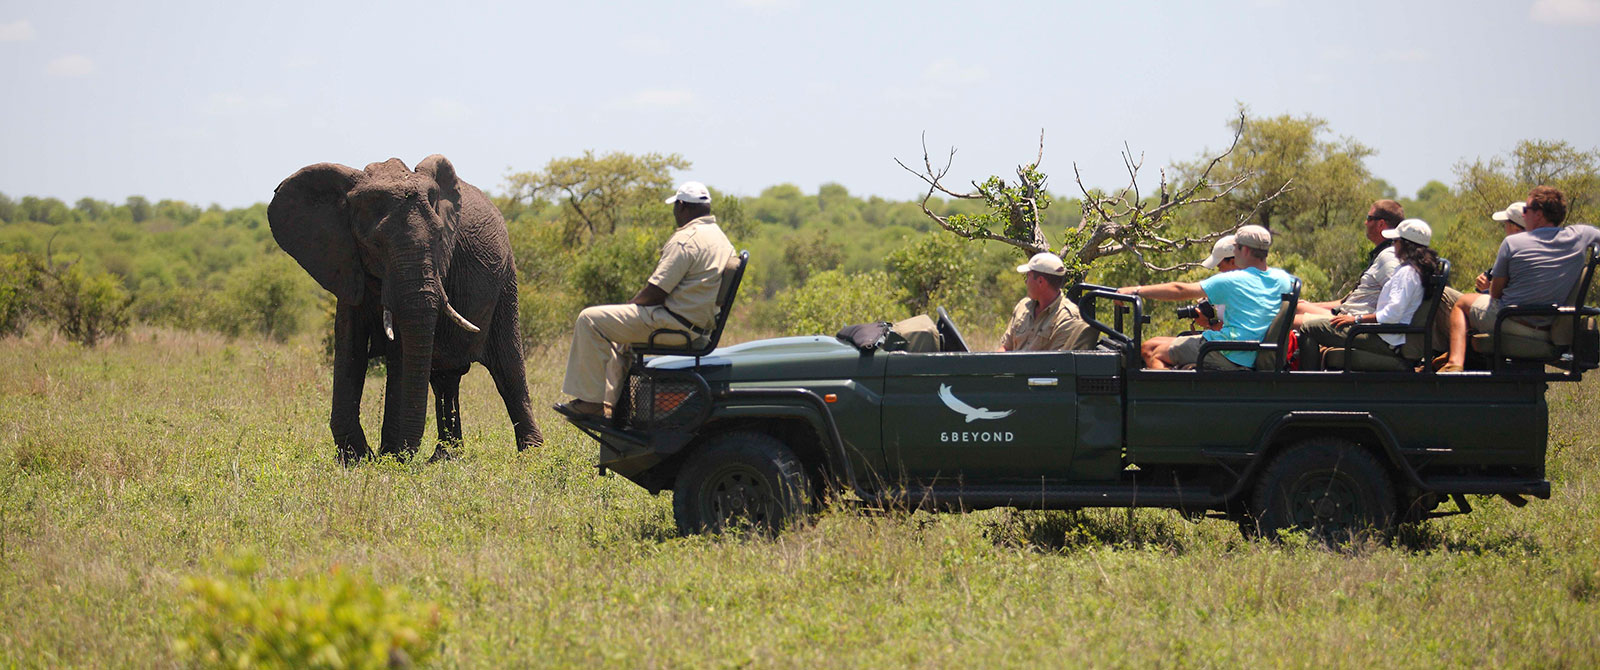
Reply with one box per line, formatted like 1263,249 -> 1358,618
633,250 -> 748,359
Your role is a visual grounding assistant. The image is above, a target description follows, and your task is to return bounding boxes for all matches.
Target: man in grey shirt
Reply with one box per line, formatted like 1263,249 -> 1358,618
1440,186 -> 1600,371
1293,199 -> 1403,369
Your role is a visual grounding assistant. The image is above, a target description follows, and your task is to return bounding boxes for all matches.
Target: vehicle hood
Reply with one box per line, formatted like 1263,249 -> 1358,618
648,335 -> 873,382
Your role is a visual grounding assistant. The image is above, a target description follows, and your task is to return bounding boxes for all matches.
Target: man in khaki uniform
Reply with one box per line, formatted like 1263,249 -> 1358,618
999,252 -> 1097,352
557,182 -> 735,416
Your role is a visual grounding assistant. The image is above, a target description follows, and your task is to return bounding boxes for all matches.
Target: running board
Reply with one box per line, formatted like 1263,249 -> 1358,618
864,485 -> 1225,511
1420,477 -> 1550,499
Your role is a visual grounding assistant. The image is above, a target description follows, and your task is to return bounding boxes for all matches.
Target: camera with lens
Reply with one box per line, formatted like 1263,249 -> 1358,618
1175,299 -> 1218,322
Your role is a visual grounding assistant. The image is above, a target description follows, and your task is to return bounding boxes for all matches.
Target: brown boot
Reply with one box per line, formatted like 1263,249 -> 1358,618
553,399 -> 605,418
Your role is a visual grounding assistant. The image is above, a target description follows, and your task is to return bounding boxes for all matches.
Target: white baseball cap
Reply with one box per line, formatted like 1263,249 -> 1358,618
1199,235 -> 1238,270
1382,218 -> 1433,246
1016,252 -> 1067,276
1492,201 -> 1526,227
665,181 -> 712,204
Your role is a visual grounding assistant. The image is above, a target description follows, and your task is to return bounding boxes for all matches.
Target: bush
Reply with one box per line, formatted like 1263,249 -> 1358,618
568,227 -> 666,306
41,261 -> 131,345
518,282 -> 580,351
0,252 -> 43,336
210,256 -> 314,342
176,556 -> 447,670
754,269 -> 910,334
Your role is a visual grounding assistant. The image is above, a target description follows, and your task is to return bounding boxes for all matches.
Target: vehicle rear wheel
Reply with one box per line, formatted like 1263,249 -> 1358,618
673,431 -> 811,536
1245,437 -> 1396,544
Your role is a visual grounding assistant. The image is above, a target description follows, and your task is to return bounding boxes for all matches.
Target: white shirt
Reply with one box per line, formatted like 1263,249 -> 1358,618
1372,264 -> 1423,348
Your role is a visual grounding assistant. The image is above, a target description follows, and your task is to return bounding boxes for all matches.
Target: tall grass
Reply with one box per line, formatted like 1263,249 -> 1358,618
0,326 -> 1596,667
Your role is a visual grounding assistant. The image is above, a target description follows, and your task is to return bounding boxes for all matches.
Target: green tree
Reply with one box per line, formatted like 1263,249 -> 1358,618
125,195 -> 152,223
781,229 -> 845,287
756,269 -> 910,335
1454,140 -> 1599,225
502,151 -> 690,242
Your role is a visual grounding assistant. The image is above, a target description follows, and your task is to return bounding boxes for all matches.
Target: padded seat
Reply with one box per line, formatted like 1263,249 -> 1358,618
1195,278 -> 1301,371
1322,259 -> 1451,372
1469,244 -> 1599,371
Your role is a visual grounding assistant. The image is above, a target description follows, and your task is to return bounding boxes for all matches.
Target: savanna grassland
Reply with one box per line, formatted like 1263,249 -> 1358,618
1,326 -> 1598,668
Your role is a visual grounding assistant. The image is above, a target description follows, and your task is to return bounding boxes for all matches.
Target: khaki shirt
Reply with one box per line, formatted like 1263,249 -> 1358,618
999,293 -> 1097,352
648,215 -> 735,328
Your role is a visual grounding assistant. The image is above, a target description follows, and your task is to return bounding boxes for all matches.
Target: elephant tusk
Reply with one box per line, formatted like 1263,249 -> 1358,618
445,302 -> 480,333
383,309 -> 395,341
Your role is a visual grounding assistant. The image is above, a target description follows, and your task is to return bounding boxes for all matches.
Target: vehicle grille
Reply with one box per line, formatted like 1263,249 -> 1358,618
623,372 -> 709,431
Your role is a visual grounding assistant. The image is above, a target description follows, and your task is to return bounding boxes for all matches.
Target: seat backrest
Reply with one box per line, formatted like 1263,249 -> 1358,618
1253,277 -> 1301,371
700,250 -> 748,350
1552,244 -> 1599,347
1400,259 -> 1451,360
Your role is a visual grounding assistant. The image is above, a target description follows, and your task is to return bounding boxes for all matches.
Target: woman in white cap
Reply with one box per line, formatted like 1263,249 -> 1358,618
1326,218 -> 1440,360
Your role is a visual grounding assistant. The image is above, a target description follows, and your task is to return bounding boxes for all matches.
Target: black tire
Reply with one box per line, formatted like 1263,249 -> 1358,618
673,431 -> 811,536
1245,437 -> 1397,544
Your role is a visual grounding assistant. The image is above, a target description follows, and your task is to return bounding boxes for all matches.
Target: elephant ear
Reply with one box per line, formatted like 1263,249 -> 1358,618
415,154 -> 462,227
268,162 -> 367,303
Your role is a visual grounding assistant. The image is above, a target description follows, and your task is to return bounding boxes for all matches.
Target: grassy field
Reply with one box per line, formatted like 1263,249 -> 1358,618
1,326 -> 1597,668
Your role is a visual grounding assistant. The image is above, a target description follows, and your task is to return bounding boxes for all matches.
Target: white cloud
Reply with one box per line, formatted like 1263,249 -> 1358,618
46,54 -> 94,77
1531,0 -> 1600,24
922,59 -> 988,85
420,97 -> 472,122
0,19 -> 34,41
729,0 -> 784,8
625,89 -> 695,108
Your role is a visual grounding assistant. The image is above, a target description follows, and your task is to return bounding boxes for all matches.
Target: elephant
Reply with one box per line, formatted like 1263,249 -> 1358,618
268,155 -> 542,463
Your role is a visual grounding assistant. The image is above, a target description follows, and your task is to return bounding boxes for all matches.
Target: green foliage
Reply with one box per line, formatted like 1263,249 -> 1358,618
517,282 -> 580,351
780,229 -> 845,288
209,255 -> 315,342
755,269 -> 910,334
37,260 -> 132,345
0,252 -> 44,336
176,554 -> 446,669
946,168 -> 1053,242
569,227 -> 667,307
886,234 -> 982,312
502,150 -> 690,242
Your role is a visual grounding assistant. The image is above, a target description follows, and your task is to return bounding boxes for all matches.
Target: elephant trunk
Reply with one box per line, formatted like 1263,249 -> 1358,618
380,261 -> 441,457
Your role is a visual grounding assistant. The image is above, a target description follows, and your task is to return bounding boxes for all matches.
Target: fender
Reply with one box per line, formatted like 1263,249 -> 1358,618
1217,410 -> 1428,500
713,389 -> 865,495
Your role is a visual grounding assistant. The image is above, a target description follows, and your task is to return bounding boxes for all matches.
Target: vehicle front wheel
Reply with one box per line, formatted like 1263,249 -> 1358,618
673,431 -> 811,536
1245,437 -> 1396,545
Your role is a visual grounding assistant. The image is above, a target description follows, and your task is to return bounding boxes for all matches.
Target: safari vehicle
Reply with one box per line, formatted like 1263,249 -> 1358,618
557,247 -> 1600,539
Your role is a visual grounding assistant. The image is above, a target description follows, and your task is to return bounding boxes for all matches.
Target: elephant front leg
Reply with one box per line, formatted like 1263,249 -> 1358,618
428,366 -> 468,463
331,301 -> 374,465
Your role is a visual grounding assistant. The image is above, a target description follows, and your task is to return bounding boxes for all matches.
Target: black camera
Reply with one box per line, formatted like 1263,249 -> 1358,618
1175,299 -> 1218,322
1484,266 -> 1494,280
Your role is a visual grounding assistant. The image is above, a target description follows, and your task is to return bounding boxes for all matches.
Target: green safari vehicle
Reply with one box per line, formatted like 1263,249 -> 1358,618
558,250 -> 1600,540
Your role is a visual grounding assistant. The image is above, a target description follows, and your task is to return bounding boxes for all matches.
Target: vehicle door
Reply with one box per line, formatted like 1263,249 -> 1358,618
879,351 -> 1080,485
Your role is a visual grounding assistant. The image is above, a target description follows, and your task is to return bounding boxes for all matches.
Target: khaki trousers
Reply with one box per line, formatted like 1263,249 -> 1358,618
561,304 -> 681,404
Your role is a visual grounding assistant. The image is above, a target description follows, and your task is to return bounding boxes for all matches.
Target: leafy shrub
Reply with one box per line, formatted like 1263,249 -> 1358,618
210,256 -> 314,342
569,227 -> 666,306
176,555 -> 447,669
40,261 -> 132,345
518,282 -> 580,351
754,269 -> 909,334
0,252 -> 43,336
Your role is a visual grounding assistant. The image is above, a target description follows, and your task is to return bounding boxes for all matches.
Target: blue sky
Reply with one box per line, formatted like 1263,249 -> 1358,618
3,0 -> 1599,208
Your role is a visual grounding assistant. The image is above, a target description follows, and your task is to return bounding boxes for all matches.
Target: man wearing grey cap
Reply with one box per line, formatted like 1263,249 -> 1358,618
556,182 -> 735,416
999,251 -> 1097,352
1118,225 -> 1296,370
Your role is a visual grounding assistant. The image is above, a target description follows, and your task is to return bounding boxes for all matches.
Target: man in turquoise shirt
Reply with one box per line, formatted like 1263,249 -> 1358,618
1119,225 -> 1297,369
